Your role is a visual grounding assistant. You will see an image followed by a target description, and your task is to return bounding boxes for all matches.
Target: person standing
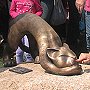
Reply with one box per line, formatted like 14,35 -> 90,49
9,0 -> 43,64
75,0 -> 90,64
40,0 -> 54,23
76,0 -> 90,52
0,0 -> 9,43
0,0 -> 15,67
66,0 -> 80,55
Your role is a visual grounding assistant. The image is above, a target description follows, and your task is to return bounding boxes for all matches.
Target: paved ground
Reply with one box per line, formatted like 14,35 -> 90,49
0,63 -> 90,90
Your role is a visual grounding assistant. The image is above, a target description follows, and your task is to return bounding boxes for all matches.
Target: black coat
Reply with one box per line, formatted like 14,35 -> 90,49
0,0 -> 9,41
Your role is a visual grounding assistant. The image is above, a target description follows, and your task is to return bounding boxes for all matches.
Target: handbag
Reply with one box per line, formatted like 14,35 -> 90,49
50,0 -> 67,26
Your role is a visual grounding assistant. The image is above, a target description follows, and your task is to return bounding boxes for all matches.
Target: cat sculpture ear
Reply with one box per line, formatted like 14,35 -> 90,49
47,43 -> 77,60
63,43 -> 70,49
63,43 -> 77,58
46,48 -> 59,60
46,44 -> 70,60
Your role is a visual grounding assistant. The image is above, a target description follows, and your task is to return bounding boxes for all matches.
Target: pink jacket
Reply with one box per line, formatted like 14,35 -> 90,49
85,0 -> 90,12
10,0 -> 43,18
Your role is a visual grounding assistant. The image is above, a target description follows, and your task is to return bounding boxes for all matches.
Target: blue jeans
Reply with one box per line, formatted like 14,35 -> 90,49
85,11 -> 90,52
16,35 -> 33,64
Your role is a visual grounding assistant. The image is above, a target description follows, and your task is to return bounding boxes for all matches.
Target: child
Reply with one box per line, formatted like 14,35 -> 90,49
9,0 -> 43,64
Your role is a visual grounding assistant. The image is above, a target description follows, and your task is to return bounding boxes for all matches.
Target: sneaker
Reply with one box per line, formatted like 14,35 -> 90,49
26,59 -> 34,63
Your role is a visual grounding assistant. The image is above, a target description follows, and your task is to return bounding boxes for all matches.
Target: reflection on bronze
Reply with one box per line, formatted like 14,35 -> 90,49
8,13 -> 82,75
0,35 -> 4,44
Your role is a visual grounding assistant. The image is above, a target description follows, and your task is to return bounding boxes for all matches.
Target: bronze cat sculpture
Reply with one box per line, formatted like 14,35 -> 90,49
8,13 -> 82,75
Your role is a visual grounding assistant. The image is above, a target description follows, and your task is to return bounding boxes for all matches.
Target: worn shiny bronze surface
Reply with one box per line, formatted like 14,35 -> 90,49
8,13 -> 82,75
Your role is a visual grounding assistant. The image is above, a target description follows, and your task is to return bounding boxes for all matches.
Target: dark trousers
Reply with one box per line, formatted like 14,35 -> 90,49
0,0 -> 9,43
66,0 -> 80,46
41,0 -> 54,23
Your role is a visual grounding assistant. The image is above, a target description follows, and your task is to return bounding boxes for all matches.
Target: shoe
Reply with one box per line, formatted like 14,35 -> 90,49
26,59 -> 34,63
34,56 -> 40,64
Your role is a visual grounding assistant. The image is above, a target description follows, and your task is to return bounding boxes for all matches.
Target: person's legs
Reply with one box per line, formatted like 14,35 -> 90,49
24,35 -> 33,62
85,11 -> 90,52
66,0 -> 80,53
16,38 -> 24,64
16,47 -> 24,64
41,0 -> 54,23
0,0 -> 9,43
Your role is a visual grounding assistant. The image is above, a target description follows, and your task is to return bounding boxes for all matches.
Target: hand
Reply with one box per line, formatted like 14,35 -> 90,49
76,53 -> 90,64
75,0 -> 85,14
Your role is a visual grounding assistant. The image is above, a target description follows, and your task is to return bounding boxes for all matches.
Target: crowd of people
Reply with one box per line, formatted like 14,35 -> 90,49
0,0 -> 90,66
